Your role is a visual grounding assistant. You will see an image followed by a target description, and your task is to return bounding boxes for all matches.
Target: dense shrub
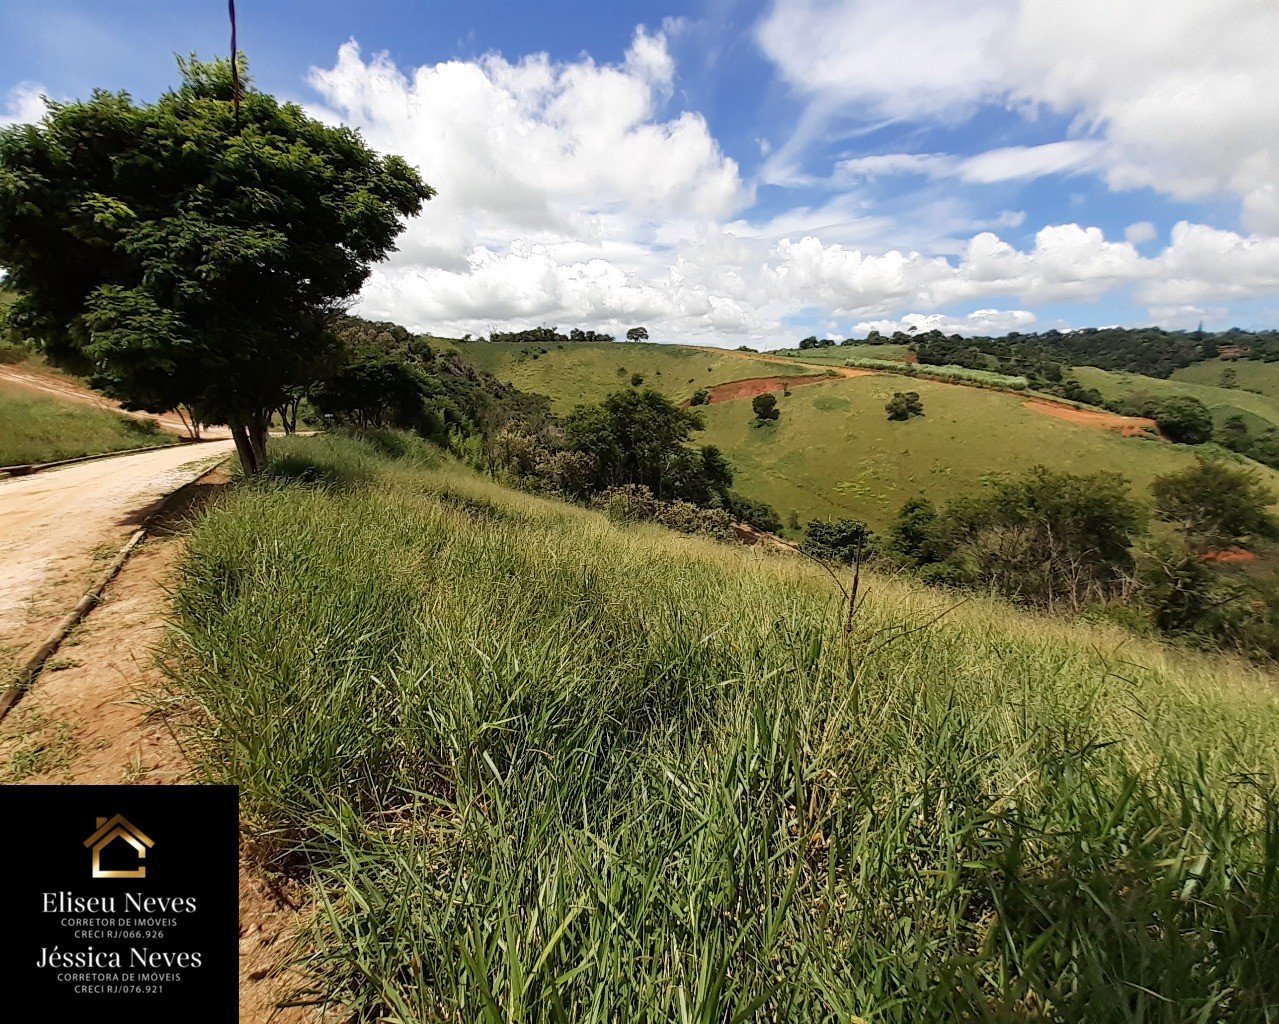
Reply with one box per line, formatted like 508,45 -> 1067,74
689,388 -> 710,406
1150,395 -> 1213,444
1151,458 -> 1278,549
752,393 -> 779,422
591,484 -> 735,541
802,518 -> 874,563
893,468 -> 1147,610
885,391 -> 924,420
724,493 -> 784,534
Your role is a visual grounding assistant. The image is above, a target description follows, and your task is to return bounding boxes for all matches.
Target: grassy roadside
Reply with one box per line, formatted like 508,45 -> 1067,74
166,432 -> 1279,1021
0,379 -> 174,465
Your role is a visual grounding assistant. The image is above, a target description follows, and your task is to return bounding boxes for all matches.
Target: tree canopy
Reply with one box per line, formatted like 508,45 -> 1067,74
752,393 -> 779,421
563,388 -> 728,501
1152,459 -> 1278,549
0,56 -> 433,474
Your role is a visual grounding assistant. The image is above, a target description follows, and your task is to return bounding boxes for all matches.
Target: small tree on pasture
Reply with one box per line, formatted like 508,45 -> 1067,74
1152,396 -> 1212,445
0,56 -> 433,475
886,391 -> 923,420
752,393 -> 779,422
626,326 -> 649,342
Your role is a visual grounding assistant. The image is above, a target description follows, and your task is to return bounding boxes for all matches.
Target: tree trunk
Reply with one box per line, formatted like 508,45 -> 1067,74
248,411 -> 269,472
275,400 -> 299,434
229,419 -> 259,477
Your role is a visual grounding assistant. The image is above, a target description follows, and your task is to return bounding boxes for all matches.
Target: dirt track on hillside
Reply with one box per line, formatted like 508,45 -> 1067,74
0,470 -> 322,1022
1022,400 -> 1161,437
702,366 -> 875,404
0,364 -> 230,438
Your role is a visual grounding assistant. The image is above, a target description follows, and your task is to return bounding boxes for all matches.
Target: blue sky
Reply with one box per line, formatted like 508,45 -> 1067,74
4,0 -> 1279,346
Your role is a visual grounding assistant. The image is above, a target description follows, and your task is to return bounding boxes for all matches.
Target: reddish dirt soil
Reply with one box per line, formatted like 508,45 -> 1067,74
1201,548 -> 1258,564
0,470 -> 326,1023
703,367 -> 874,404
1022,399 -> 1161,438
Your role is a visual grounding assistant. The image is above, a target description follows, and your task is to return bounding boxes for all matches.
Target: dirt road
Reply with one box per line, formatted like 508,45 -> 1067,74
0,440 -> 235,674
0,468 -> 320,1022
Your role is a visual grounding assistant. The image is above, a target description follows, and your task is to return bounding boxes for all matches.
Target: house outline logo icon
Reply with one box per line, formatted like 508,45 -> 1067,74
83,815 -> 155,879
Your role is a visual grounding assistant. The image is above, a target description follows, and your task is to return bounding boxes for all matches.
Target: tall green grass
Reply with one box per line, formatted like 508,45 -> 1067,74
0,380 -> 173,465
167,433 -> 1279,1022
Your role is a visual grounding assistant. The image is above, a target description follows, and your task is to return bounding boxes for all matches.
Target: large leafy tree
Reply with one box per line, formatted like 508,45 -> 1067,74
1152,458 -> 1278,550
563,388 -> 709,499
0,56 -> 433,474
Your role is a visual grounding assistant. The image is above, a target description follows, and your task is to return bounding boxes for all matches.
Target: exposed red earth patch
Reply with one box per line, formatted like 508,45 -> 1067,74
1022,400 -> 1161,438
1200,548 -> 1258,565
702,368 -> 875,404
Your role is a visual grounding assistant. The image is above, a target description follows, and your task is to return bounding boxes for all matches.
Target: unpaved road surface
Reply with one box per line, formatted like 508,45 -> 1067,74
0,363 -> 230,438
0,471 -> 322,1023
0,440 -> 235,676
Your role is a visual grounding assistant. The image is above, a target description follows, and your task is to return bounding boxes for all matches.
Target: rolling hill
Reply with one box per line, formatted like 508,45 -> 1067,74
1073,364 -> 1279,432
457,341 -> 819,414
460,341 -> 1279,531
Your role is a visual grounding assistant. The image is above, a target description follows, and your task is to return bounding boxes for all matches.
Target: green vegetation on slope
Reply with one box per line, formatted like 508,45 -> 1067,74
168,432 -> 1279,1022
694,374 -> 1277,530
771,343 -> 913,364
1074,365 -> 1279,431
459,341 -> 816,413
1174,358 -> 1279,402
0,380 -> 173,465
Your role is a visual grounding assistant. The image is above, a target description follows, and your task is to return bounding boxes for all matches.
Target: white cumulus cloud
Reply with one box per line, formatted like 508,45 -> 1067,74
757,0 -> 1279,230
0,83 -> 49,127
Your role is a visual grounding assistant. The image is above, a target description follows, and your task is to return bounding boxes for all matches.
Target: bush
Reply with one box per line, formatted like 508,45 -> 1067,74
654,500 -> 736,541
900,467 -> 1147,610
630,372 -> 645,386
752,393 -> 779,422
724,493 -> 783,533
590,483 -> 662,524
590,484 -> 735,541
802,518 -> 874,563
886,391 -> 923,420
1151,396 -> 1213,444
689,388 -> 710,406
1151,458 -> 1278,549
889,497 -> 943,565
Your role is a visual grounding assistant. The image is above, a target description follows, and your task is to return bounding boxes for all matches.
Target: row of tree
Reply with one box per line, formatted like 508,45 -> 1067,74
479,325 -> 649,346
866,326 -> 1279,380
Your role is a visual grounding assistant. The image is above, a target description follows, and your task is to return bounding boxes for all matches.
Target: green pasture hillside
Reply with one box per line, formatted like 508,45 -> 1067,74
769,343 -> 913,364
1173,357 -> 1279,402
694,373 -> 1278,530
1073,365 -> 1279,431
458,341 -> 817,412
